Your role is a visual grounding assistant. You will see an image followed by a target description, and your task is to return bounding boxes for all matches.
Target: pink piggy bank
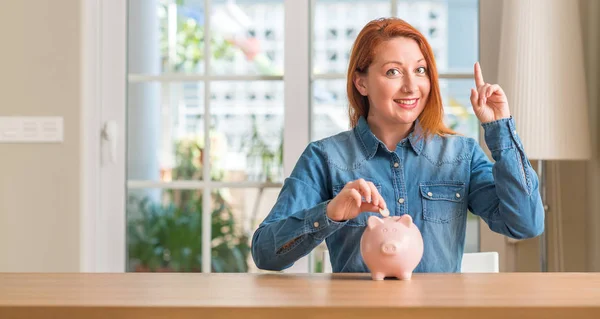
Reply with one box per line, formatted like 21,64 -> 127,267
360,214 -> 423,280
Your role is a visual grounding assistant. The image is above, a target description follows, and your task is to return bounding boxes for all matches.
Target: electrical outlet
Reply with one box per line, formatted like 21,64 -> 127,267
0,116 -> 64,143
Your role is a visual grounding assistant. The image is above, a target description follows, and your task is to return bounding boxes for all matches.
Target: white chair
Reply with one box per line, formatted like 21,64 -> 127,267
321,250 -> 499,273
323,250 -> 333,273
460,252 -> 499,273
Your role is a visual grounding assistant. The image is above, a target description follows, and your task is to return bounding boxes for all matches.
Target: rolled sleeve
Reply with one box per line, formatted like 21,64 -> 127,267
482,117 -> 522,152
305,201 -> 347,241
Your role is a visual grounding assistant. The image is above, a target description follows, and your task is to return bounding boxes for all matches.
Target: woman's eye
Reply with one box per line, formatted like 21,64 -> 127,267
386,69 -> 400,76
416,66 -> 427,74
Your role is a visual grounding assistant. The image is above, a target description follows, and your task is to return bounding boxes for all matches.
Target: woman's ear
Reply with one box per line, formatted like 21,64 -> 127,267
353,73 -> 368,96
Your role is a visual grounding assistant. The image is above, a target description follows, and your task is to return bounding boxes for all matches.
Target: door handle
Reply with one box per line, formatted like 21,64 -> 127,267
101,120 -> 118,164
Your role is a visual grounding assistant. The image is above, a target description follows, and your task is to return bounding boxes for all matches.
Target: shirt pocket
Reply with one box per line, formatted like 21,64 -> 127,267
332,181 -> 383,227
419,181 -> 466,224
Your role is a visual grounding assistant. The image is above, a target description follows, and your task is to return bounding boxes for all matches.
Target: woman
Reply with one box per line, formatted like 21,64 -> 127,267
251,18 -> 544,273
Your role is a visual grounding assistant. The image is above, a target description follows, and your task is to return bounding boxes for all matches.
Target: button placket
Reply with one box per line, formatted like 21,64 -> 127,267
391,153 -> 407,216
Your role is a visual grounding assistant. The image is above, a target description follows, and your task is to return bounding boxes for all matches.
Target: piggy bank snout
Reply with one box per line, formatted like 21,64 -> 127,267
380,241 -> 401,255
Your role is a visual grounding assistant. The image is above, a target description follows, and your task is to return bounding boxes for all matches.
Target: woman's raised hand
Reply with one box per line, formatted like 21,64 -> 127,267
469,62 -> 511,123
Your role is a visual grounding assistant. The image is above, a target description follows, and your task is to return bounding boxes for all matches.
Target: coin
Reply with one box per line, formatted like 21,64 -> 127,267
379,207 -> 390,217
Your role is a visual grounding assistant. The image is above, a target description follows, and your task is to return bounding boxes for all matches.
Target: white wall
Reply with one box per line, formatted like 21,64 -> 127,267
0,0 -> 81,272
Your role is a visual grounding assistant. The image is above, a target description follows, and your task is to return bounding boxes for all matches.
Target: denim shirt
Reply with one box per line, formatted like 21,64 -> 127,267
251,116 -> 544,273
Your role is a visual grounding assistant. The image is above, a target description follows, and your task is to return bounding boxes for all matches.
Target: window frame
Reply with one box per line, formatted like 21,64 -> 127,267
82,0 -> 490,273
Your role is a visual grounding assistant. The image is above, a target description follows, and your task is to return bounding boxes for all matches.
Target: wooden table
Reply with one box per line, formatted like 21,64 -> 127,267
1,272 -> 600,318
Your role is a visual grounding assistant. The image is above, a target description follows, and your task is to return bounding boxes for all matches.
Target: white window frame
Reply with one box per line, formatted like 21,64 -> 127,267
81,0 -> 497,273
81,0 -> 127,272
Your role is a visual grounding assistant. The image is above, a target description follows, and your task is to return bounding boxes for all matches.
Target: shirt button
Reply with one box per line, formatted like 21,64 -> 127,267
398,198 -> 405,204
313,222 -> 319,228
427,192 -> 433,197
456,193 -> 461,198
393,162 -> 399,168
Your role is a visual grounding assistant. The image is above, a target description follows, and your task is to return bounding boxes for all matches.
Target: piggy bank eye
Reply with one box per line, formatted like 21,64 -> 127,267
392,228 -> 397,232
382,228 -> 388,232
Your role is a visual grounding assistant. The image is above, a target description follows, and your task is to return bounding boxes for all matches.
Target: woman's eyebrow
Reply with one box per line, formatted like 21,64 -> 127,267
382,58 -> 425,66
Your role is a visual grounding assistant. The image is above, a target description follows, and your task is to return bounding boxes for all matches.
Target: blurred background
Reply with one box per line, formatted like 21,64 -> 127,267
0,0 -> 598,274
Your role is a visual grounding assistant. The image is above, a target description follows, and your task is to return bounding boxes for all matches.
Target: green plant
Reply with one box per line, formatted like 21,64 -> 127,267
127,190 -> 249,272
158,1 -> 235,72
127,137 -> 249,273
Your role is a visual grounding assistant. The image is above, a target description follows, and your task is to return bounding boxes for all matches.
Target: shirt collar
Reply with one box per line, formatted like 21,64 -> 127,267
355,116 -> 424,158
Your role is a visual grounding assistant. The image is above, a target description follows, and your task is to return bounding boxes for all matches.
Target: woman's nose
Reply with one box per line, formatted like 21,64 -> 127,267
400,75 -> 417,93
401,85 -> 414,94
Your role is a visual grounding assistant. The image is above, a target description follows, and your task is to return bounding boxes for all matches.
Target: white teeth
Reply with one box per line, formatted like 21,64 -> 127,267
395,99 -> 417,104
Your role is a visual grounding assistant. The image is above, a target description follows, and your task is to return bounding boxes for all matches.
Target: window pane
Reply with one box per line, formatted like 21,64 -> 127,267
465,212 -> 479,253
312,79 -> 350,141
439,78 -> 478,140
213,187 -> 282,273
210,81 -> 284,182
135,0 -> 284,75
396,0 -> 478,74
126,186 -> 281,273
211,188 -> 249,273
127,82 -> 206,182
211,0 -> 284,75
313,0 -> 389,75
128,81 -> 285,184
156,0 -> 209,73
126,188 -> 205,272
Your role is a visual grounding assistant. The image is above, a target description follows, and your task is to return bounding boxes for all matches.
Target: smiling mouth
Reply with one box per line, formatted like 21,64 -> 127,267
394,98 -> 419,108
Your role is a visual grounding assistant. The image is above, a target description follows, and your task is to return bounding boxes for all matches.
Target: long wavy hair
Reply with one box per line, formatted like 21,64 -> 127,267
347,18 -> 456,138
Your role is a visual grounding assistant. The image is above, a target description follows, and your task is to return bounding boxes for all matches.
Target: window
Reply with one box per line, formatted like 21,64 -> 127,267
126,0 -> 286,273
125,0 -> 480,274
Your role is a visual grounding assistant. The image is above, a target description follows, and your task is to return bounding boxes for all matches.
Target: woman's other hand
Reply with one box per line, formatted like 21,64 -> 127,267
470,62 -> 511,123
326,179 -> 388,222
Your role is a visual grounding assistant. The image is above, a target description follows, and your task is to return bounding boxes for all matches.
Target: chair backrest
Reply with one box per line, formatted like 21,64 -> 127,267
323,250 -> 332,273
321,250 -> 499,273
460,252 -> 499,273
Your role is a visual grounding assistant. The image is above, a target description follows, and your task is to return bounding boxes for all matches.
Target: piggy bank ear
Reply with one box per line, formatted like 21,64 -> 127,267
398,214 -> 413,227
367,215 -> 384,230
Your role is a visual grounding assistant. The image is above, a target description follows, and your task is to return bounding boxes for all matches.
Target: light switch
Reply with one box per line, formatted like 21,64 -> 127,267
0,117 -> 63,143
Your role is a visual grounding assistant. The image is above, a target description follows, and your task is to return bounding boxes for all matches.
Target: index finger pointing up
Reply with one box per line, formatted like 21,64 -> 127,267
474,61 -> 485,88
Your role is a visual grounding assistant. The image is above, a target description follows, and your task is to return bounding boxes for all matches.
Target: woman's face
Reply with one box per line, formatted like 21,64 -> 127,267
354,36 -> 430,126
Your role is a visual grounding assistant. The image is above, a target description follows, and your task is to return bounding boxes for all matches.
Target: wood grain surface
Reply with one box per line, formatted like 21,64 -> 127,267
1,272 -> 599,318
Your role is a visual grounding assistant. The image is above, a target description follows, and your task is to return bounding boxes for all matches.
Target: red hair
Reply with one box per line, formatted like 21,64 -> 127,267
347,18 -> 455,138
